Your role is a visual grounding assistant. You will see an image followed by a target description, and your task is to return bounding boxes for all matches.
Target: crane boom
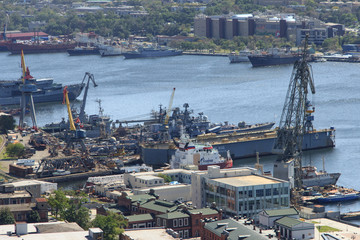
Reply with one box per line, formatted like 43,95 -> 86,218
273,35 -> 314,189
63,86 -> 76,131
164,88 -> 176,125
79,72 -> 97,123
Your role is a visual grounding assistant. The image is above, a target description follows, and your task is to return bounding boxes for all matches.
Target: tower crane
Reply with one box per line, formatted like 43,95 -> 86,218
79,72 -> 97,123
272,35 -> 315,190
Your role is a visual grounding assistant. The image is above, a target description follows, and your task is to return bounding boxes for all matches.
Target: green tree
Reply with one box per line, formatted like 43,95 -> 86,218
5,143 -> 24,158
0,207 -> 15,225
64,204 -> 90,229
27,210 -> 40,223
0,115 -> 15,134
157,173 -> 172,183
322,37 -> 341,51
92,212 -> 126,240
48,189 -> 69,219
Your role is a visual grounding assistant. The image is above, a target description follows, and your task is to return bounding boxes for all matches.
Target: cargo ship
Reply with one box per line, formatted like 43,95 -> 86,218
248,54 -> 301,67
141,127 -> 335,165
170,134 -> 233,170
4,41 -> 76,54
123,46 -> 182,59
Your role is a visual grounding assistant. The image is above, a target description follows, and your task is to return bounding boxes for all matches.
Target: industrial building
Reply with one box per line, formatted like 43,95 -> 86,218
194,13 -> 344,45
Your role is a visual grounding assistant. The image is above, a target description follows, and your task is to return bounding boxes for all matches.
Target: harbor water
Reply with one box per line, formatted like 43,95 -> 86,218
0,52 -> 359,216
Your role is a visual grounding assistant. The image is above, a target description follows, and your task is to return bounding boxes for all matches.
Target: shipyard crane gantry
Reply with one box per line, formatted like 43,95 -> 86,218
272,35 -> 315,189
164,88 -> 176,126
79,72 -> 97,123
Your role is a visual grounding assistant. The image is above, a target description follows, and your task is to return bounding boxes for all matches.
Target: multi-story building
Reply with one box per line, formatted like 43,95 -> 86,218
194,13 -> 344,45
191,166 -> 290,217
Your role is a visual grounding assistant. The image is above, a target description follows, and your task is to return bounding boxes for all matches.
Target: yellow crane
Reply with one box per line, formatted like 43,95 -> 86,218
164,88 -> 176,126
63,86 -> 76,131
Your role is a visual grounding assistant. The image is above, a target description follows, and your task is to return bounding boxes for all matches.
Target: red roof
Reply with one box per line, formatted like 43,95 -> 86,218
6,32 -> 48,38
36,198 -> 47,203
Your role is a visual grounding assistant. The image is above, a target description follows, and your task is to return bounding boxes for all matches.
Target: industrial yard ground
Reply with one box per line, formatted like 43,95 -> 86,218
308,218 -> 360,239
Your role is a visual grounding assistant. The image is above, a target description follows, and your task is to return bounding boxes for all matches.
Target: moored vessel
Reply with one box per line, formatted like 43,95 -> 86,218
0,54 -> 85,106
123,46 -> 182,59
228,50 -> 251,63
314,192 -> 360,203
67,46 -> 100,56
170,134 -> 233,170
248,49 -> 301,67
4,41 -> 76,54
302,165 -> 340,188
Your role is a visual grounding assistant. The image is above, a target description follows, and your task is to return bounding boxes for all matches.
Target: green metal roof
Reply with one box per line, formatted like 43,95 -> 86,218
157,211 -> 189,220
188,208 -> 218,215
275,217 -> 303,228
204,219 -> 267,240
129,194 -> 155,204
264,207 -> 298,217
126,213 -> 153,223
140,200 -> 176,213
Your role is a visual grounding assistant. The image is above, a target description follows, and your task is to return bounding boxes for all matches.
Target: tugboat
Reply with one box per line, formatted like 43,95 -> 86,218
170,134 -> 233,170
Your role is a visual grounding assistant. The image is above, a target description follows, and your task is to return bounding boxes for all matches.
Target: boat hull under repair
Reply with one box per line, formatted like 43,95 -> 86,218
141,128 -> 335,165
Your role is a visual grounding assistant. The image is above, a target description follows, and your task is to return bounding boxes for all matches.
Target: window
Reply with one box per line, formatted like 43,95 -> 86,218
184,230 -> 189,238
248,190 -> 253,197
179,218 -> 183,227
148,222 -> 152,227
179,231 -> 183,238
266,189 -> 271,196
157,218 -> 161,226
163,219 -> 167,227
273,188 -> 279,195
173,219 -> 178,227
256,189 -> 264,197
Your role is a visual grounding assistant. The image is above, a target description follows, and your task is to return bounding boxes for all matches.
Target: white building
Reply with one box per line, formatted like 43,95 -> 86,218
275,216 -> 314,239
258,207 -> 299,228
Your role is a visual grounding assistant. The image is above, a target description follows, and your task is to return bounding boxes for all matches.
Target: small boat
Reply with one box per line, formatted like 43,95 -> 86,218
314,192 -> 360,203
170,134 -> 233,170
228,50 -> 251,63
52,169 -> 71,176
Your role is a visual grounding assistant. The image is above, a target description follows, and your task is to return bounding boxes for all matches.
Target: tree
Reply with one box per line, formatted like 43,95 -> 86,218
27,210 -> 40,223
0,207 -> 15,225
64,203 -> 90,229
157,173 -> 172,183
5,143 -> 24,158
0,115 -> 15,134
92,212 -> 126,240
48,189 -> 69,219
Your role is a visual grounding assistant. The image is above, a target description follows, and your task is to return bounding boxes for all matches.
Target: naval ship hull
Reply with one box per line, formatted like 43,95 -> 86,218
141,128 -> 335,165
0,83 -> 84,106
